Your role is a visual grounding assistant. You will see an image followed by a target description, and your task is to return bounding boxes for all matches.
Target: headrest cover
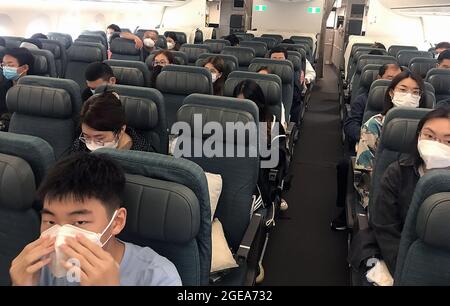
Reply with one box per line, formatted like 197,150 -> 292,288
360,65 -> 382,89
67,44 -> 103,62
156,65 -> 212,95
221,47 -> 255,66
0,153 -> 36,210
179,44 -> 211,62
248,58 -> 294,83
416,192 -> 450,250
240,41 -> 268,57
357,55 -> 397,73
123,173 -> 200,243
110,38 -> 141,55
32,54 -> 48,75
426,69 -> 450,94
204,39 -> 230,53
111,66 -> 145,87
121,96 -> 159,129
6,85 -> 72,118
41,40 -> 62,58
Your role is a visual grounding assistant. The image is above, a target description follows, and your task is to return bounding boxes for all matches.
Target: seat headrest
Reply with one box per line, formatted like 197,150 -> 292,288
397,50 -> 433,66
380,107 -> 430,153
156,65 -> 212,95
239,41 -> 268,57
353,48 -> 389,63
426,69 -> 450,94
388,45 -> 418,57
123,173 -> 200,243
179,44 -> 211,62
76,34 -> 104,45
67,44 -> 103,62
110,38 -> 141,55
221,47 -> 255,66
409,58 -> 438,79
48,32 -> 72,49
178,94 -> 259,145
357,55 -> 397,73
261,34 -> 283,44
360,64 -> 382,89
287,51 -> 302,72
111,66 -> 145,87
40,40 -> 62,58
252,37 -> 277,49
417,192 -> 450,250
0,153 -> 35,211
96,84 -> 163,130
32,53 -> 49,75
223,71 -> 282,106
248,58 -> 294,83
203,39 -> 231,53
6,85 -> 73,119
156,35 -> 167,49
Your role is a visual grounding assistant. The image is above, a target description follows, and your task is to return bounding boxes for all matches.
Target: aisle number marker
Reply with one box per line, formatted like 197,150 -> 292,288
255,5 -> 267,11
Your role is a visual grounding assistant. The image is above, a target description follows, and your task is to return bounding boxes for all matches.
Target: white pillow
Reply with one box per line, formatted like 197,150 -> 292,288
211,218 -> 239,273
205,172 -> 222,222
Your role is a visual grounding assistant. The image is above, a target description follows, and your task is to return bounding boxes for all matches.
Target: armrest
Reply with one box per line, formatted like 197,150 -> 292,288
286,122 -> 296,136
236,213 -> 263,264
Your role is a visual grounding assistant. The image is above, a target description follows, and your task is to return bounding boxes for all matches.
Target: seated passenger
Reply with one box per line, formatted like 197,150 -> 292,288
19,38 -> 43,50
355,71 -> 426,207
142,30 -> 159,59
106,24 -> 143,58
165,32 -> 180,51
224,34 -> 239,47
437,49 -> 450,69
9,153 -> 181,286
434,41 -> 450,57
0,47 -> 34,130
344,63 -> 402,151
81,62 -> 117,102
150,50 -> 175,88
371,106 -> 450,275
370,42 -> 386,50
203,56 -> 225,96
71,91 -> 154,153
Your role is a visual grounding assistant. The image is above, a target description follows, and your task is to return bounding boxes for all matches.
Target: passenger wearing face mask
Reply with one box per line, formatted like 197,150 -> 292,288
203,56 -> 226,96
354,71 -> 427,207
149,50 -> 175,88
165,32 -> 180,51
142,30 -> 159,59
370,106 -> 450,276
0,47 -> 34,130
70,91 -> 154,153
81,62 -> 117,102
9,153 -> 181,286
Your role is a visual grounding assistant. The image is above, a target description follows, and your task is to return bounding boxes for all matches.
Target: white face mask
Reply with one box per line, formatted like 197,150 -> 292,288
392,91 -> 421,108
211,73 -> 220,83
418,139 -> 450,170
167,42 -> 175,50
143,38 -> 155,48
41,210 -> 118,278
85,135 -> 119,152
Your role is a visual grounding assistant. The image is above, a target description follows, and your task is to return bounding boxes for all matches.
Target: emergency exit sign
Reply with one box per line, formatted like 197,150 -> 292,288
255,5 -> 267,11
308,7 -> 321,14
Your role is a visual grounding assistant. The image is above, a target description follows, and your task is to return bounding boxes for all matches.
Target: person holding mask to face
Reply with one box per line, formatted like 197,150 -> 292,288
149,50 -> 175,88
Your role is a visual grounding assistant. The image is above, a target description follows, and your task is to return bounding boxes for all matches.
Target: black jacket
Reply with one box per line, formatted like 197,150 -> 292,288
369,158 -> 420,275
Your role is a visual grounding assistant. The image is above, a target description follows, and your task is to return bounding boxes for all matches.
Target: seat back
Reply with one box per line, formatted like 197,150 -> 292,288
221,46 -> 255,70
194,29 -> 203,44
47,32 -> 73,49
363,80 -> 435,123
176,94 -> 260,252
397,50 -> 433,67
97,84 -> 168,154
224,71 -> 283,121
155,65 -> 213,127
39,39 -> 67,77
27,49 -> 57,78
94,149 -> 211,286
251,37 -> 277,50
426,68 -> 450,103
196,53 -> 239,74
351,64 -> 381,103
110,38 -> 143,61
6,85 -> 77,158
75,34 -> 105,47
388,45 -> 418,57
1,36 -> 24,48
179,44 -> 211,64
66,42 -> 105,90
203,39 -> 231,54
239,41 -> 268,57
287,50 -> 304,74
156,35 -> 167,49
0,153 -> 40,286
261,34 -> 283,45
234,33 -> 254,41
164,31 -> 187,45
81,30 -> 107,47
290,36 -> 314,50
104,59 -> 150,87
409,58 -> 438,79
395,173 -> 450,285
248,58 -> 294,117
349,48 -> 388,81
368,108 -> 430,212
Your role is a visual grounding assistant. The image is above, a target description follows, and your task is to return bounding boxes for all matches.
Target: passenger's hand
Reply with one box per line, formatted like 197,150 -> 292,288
134,37 -> 143,49
10,236 -> 55,286
60,235 -> 120,286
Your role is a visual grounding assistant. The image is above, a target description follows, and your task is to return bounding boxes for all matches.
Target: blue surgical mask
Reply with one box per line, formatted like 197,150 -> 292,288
2,67 -> 20,81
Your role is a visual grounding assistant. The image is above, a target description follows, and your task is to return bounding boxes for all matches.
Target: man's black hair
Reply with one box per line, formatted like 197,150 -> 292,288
269,46 -> 288,59
107,24 -> 121,33
85,62 -> 115,82
30,33 -> 48,40
37,153 -> 126,216
368,49 -> 384,56
436,42 -> 450,50
438,49 -> 450,63
4,47 -> 34,73
378,63 -> 401,77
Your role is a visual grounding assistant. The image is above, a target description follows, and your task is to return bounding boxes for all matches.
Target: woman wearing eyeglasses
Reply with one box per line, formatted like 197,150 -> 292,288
354,71 -> 427,207
371,106 -> 450,276
70,91 -> 154,153
149,50 -> 175,88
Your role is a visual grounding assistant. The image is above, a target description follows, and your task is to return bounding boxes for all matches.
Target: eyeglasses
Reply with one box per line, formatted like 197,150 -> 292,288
79,133 -> 117,146
420,132 -> 450,146
153,61 -> 168,67
0,63 -> 17,69
395,88 -> 422,97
